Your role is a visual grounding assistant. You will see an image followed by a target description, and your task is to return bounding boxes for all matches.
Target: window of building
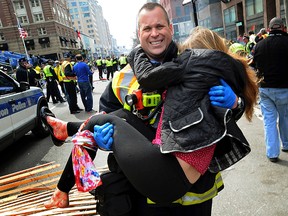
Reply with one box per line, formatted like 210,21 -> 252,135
226,30 -> 237,41
199,18 -> 211,29
173,24 -> 179,37
26,44 -> 35,50
0,34 -> 5,41
71,2 -> 77,7
246,0 -> 263,16
37,27 -> 47,35
175,6 -> 182,17
14,0 -> 25,9
184,5 -> 190,16
81,6 -> 89,12
30,0 -> 40,7
79,2 -> 88,6
224,6 -> 236,25
18,16 -> 29,24
34,13 -> 44,22
40,43 -> 50,49
83,13 -> 90,18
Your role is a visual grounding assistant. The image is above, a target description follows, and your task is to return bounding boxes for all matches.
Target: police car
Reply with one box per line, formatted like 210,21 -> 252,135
0,70 -> 49,151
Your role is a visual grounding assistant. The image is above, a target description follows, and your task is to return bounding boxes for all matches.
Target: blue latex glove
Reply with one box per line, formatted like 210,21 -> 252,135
209,79 -> 237,109
93,123 -> 114,151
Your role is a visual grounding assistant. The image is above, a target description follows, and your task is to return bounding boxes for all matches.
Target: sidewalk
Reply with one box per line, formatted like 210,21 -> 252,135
212,114 -> 288,215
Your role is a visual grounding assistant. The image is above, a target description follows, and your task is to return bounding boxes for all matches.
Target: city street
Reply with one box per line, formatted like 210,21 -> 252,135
1,73 -> 288,215
213,110 -> 288,215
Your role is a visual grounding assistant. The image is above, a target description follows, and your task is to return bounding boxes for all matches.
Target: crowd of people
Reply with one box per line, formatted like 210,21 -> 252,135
12,51 -> 130,115
95,54 -> 127,80
9,2 -> 288,215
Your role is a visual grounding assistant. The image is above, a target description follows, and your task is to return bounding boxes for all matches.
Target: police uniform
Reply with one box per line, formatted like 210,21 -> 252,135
61,58 -> 79,113
96,58 -> 103,79
118,55 -> 128,69
43,62 -> 64,103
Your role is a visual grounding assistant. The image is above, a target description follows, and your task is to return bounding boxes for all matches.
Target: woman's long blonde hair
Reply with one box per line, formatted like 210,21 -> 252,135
179,26 -> 258,121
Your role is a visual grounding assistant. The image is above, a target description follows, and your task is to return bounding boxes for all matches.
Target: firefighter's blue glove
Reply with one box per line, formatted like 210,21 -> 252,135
93,123 -> 114,151
209,79 -> 236,109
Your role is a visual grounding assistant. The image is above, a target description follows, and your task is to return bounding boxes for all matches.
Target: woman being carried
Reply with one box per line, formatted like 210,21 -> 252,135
42,27 -> 257,210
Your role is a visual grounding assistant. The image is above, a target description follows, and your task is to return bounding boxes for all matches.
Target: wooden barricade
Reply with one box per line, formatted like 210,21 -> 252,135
0,162 -> 99,215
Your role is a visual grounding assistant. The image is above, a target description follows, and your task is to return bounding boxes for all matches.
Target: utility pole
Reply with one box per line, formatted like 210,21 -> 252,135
192,0 -> 198,27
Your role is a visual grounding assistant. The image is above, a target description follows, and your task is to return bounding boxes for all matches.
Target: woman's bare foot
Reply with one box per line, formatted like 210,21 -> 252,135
47,116 -> 68,141
44,188 -> 69,209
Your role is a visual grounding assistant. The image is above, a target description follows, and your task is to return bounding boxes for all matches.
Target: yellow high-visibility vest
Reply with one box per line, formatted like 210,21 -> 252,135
61,61 -> 74,82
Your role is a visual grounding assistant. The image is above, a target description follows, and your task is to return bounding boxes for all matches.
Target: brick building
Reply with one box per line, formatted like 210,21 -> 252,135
0,0 -> 78,60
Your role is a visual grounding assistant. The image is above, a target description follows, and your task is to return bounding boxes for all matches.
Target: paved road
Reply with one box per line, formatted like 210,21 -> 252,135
213,111 -> 288,215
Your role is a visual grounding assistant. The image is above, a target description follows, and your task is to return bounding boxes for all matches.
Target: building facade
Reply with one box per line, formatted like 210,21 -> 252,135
0,0 -> 80,60
221,0 -> 285,41
161,0 -> 285,43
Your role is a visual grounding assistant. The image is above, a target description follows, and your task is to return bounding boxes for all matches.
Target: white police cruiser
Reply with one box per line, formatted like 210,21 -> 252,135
0,70 -> 49,151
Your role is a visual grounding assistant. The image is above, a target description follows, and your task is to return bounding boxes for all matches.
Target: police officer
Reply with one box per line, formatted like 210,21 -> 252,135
105,56 -> 113,80
16,58 -> 29,83
43,60 -> 65,104
112,55 -> 118,73
61,53 -> 81,114
96,57 -> 103,80
243,35 -> 255,56
118,54 -> 127,69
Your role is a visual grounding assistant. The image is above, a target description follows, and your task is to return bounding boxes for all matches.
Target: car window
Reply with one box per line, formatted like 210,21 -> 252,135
0,74 -> 17,95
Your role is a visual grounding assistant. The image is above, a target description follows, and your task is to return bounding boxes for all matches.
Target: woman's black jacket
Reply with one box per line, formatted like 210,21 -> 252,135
128,47 -> 250,172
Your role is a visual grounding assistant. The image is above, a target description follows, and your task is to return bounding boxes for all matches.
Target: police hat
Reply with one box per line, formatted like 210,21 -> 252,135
18,57 -> 27,63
